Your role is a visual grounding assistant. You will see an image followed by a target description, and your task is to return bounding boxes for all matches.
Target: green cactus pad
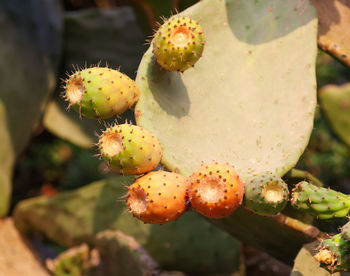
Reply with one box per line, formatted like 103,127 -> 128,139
64,67 -> 139,119
319,83 -> 350,147
341,221 -> 350,241
244,172 -> 289,216
153,16 -> 204,72
98,124 -> 163,174
314,233 -> 350,273
291,181 -> 350,220
135,0 -> 318,178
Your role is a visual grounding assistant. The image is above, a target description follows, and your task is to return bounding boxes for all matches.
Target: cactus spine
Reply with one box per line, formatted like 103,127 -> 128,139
98,124 -> 162,175
153,16 -> 205,72
189,162 -> 244,219
126,171 -> 189,224
291,181 -> 350,219
64,67 -> 139,119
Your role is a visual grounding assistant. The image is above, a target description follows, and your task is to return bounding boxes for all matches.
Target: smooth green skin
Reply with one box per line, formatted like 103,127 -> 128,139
135,0 -> 318,178
0,0 -> 62,216
153,16 -> 204,72
319,233 -> 350,273
341,221 -> 350,241
291,181 -> 350,219
244,173 -> 289,216
320,83 -> 350,147
14,177 -> 242,276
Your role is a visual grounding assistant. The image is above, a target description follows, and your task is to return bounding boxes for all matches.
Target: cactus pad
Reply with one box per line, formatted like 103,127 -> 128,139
64,67 -> 139,119
127,171 -> 189,224
291,181 -> 350,219
135,0 -> 317,178
153,16 -> 204,72
244,172 -> 289,216
98,123 -> 162,174
189,162 -> 244,218
341,221 -> 350,241
319,83 -> 350,147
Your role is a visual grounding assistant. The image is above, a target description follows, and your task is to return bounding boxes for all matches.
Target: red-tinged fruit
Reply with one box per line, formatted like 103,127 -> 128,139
189,162 -> 245,219
98,124 -> 162,175
126,171 -> 189,224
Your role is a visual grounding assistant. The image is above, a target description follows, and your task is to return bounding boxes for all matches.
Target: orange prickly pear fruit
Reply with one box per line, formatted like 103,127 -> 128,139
189,162 -> 245,219
126,171 -> 189,224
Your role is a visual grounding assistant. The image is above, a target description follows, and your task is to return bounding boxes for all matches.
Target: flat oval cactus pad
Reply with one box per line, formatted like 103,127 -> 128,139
135,0 -> 318,178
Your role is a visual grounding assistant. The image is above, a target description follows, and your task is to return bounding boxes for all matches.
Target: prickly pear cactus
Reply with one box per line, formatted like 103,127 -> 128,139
98,124 -> 163,174
153,16 -> 205,72
14,177 -> 242,275
291,181 -> 350,219
127,171 -> 189,224
64,67 -> 139,119
135,0 -> 318,178
314,233 -> 350,273
319,83 -> 350,147
341,221 -> 350,241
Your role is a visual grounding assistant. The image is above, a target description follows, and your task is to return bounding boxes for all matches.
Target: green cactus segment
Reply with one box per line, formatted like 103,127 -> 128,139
98,124 -> 162,175
135,0 -> 318,178
64,67 -> 139,119
244,173 -> 289,216
291,181 -> 350,220
341,221 -> 350,241
319,83 -> 350,147
153,16 -> 204,72
14,177 -> 242,275
314,233 -> 350,273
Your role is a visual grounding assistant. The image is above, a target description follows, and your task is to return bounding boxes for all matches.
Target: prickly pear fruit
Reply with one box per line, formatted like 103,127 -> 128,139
63,67 -> 140,119
153,16 -> 205,72
98,124 -> 162,175
341,221 -> 350,241
244,172 -> 289,216
189,162 -> 244,219
291,181 -> 350,220
126,171 -> 189,224
314,233 -> 350,273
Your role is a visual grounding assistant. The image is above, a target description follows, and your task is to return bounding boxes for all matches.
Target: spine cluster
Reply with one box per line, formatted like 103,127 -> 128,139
153,16 -> 205,72
63,67 -> 139,119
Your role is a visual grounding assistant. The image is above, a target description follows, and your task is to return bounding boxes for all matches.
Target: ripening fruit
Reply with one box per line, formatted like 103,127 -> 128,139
153,16 -> 205,72
98,123 -> 162,175
63,67 -> 139,119
126,171 -> 189,224
244,172 -> 289,216
189,162 -> 245,219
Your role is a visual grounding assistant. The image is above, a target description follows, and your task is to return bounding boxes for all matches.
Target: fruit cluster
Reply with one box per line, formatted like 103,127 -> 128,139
62,16 -> 293,225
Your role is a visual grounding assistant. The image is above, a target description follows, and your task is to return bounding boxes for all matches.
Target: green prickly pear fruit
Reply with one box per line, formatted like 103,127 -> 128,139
244,172 -> 289,216
126,171 -> 189,224
291,181 -> 350,219
153,16 -> 205,72
189,162 -> 245,219
63,67 -> 140,119
98,124 -> 162,175
341,221 -> 350,241
314,233 -> 350,273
